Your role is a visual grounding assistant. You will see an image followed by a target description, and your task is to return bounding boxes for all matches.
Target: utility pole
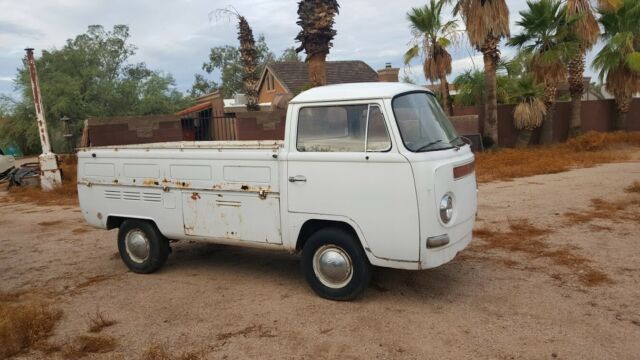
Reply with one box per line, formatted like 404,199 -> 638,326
25,48 -> 62,191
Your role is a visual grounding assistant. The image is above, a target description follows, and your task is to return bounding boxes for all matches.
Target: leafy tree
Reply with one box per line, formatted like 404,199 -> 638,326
0,25 -> 189,154
278,47 -> 302,62
452,68 -> 511,106
197,35 -> 275,98
404,0 -> 460,115
189,74 -> 218,98
593,0 -> 640,130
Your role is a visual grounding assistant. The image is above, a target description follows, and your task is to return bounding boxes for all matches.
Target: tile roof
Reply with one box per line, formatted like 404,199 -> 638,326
265,61 -> 378,94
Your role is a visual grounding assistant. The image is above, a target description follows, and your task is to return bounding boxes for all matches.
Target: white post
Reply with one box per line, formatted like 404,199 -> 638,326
25,48 -> 62,191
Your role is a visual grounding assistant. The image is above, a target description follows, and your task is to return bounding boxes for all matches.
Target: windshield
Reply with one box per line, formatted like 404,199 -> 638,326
392,92 -> 464,152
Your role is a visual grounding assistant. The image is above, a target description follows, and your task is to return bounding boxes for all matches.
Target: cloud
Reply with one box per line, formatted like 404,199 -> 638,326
0,0 -> 602,97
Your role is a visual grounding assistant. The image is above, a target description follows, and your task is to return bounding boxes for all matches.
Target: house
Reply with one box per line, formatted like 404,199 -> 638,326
256,61 -> 395,106
171,61 -> 400,142
175,91 -> 236,141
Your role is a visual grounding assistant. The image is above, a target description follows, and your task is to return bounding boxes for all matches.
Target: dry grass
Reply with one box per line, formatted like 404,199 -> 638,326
564,197 -> 640,225
476,132 -> 640,183
625,181 -> 640,194
72,227 -> 91,234
216,324 -> 276,341
4,154 -> 78,206
87,309 -> 116,333
74,274 -> 120,291
38,220 -> 63,227
0,291 -> 63,359
142,344 -> 202,360
473,219 -> 611,286
62,335 -> 118,359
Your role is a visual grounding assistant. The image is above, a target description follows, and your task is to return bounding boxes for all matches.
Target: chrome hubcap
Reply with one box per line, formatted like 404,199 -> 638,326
312,245 -> 353,289
125,229 -> 150,264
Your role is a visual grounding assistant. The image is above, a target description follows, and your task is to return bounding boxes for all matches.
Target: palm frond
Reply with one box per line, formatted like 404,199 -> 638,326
404,45 -> 421,65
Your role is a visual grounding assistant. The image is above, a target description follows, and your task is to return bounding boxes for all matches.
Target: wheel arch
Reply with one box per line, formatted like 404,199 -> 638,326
295,218 -> 367,254
106,215 -> 158,231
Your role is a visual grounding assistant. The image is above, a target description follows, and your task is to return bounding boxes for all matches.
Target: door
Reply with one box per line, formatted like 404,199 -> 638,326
182,192 -> 281,244
287,103 -> 420,261
179,159 -> 282,244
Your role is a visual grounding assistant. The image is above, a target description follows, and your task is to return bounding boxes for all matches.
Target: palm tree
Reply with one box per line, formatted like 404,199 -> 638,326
510,74 -> 546,147
566,0 -> 600,137
508,0 -> 579,144
593,0 -> 640,130
453,68 -> 511,106
294,0 -> 340,87
452,0 -> 510,146
216,7 -> 260,111
453,69 -> 486,106
404,0 -> 459,115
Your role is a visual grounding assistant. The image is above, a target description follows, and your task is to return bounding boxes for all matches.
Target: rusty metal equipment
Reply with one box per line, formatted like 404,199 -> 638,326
25,48 -> 62,191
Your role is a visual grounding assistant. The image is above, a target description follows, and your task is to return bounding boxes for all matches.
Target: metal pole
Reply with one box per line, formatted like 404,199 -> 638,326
24,48 -> 62,191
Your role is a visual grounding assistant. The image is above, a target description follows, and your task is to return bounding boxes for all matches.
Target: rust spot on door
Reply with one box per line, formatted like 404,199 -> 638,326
143,178 -> 159,186
191,192 -> 201,200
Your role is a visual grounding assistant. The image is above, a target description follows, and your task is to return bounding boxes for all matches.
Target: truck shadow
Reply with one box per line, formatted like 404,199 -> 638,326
164,241 -> 303,284
160,241 -> 482,301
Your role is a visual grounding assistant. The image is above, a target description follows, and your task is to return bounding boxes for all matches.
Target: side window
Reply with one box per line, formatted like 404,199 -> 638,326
297,105 -> 367,152
366,106 -> 391,152
297,104 -> 391,152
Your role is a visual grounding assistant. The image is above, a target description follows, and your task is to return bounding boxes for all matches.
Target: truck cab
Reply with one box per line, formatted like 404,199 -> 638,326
77,82 -> 477,300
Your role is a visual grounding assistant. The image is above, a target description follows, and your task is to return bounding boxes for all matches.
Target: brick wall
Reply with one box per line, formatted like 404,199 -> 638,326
87,115 -> 183,146
235,110 -> 287,140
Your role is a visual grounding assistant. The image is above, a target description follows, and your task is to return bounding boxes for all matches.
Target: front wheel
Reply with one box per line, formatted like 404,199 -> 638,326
302,228 -> 371,301
117,220 -> 169,274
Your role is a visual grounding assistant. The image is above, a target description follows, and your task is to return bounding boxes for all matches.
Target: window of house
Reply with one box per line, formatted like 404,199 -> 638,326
297,104 -> 391,152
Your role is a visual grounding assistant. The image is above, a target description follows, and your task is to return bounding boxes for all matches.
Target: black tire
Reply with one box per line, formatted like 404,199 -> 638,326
302,228 -> 371,301
117,219 -> 170,274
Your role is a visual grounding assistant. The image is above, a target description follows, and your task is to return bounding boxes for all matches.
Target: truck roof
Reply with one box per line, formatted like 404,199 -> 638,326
289,82 -> 433,104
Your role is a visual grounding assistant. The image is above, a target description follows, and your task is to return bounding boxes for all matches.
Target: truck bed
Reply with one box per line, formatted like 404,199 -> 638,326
80,140 -> 283,150
77,140 -> 284,245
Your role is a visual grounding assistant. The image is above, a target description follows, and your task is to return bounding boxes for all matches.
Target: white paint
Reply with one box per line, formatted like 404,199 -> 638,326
78,83 -> 476,271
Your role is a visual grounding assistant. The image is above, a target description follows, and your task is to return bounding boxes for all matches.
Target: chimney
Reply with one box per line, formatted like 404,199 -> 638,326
377,62 -> 400,82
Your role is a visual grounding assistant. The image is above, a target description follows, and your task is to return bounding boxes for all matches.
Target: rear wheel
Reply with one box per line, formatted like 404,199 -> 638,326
117,220 -> 169,274
302,228 -> 371,300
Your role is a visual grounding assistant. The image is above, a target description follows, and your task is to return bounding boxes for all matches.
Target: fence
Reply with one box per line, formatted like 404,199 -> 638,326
453,98 -> 640,147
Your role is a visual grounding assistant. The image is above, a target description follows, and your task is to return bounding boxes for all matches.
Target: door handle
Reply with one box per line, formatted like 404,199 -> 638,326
288,175 -> 307,183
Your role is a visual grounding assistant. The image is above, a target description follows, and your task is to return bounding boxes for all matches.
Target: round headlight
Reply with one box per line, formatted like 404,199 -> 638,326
439,193 -> 454,224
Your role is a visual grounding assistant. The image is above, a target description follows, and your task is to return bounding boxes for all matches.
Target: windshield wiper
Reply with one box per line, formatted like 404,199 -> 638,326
449,136 -> 463,150
415,139 -> 444,152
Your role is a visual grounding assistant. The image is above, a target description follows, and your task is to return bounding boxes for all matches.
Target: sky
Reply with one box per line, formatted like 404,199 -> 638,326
0,0 -> 603,99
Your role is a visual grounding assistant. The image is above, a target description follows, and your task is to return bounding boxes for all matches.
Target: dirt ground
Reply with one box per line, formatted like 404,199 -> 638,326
1,160 -> 639,359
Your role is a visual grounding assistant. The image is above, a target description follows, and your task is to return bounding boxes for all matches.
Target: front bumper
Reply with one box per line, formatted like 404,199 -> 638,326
419,216 -> 474,269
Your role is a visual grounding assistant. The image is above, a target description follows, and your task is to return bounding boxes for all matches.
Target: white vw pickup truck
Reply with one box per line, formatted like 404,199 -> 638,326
78,83 -> 477,300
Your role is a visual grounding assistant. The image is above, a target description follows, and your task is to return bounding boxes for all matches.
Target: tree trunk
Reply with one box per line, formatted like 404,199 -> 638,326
308,52 -> 327,87
568,92 -> 582,138
515,129 -> 532,148
540,84 -> 557,144
567,52 -> 585,137
440,76 -> 452,116
615,94 -> 632,130
482,37 -> 499,147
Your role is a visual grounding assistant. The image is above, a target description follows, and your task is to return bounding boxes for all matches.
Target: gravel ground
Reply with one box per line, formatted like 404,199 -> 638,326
1,161 -> 639,359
